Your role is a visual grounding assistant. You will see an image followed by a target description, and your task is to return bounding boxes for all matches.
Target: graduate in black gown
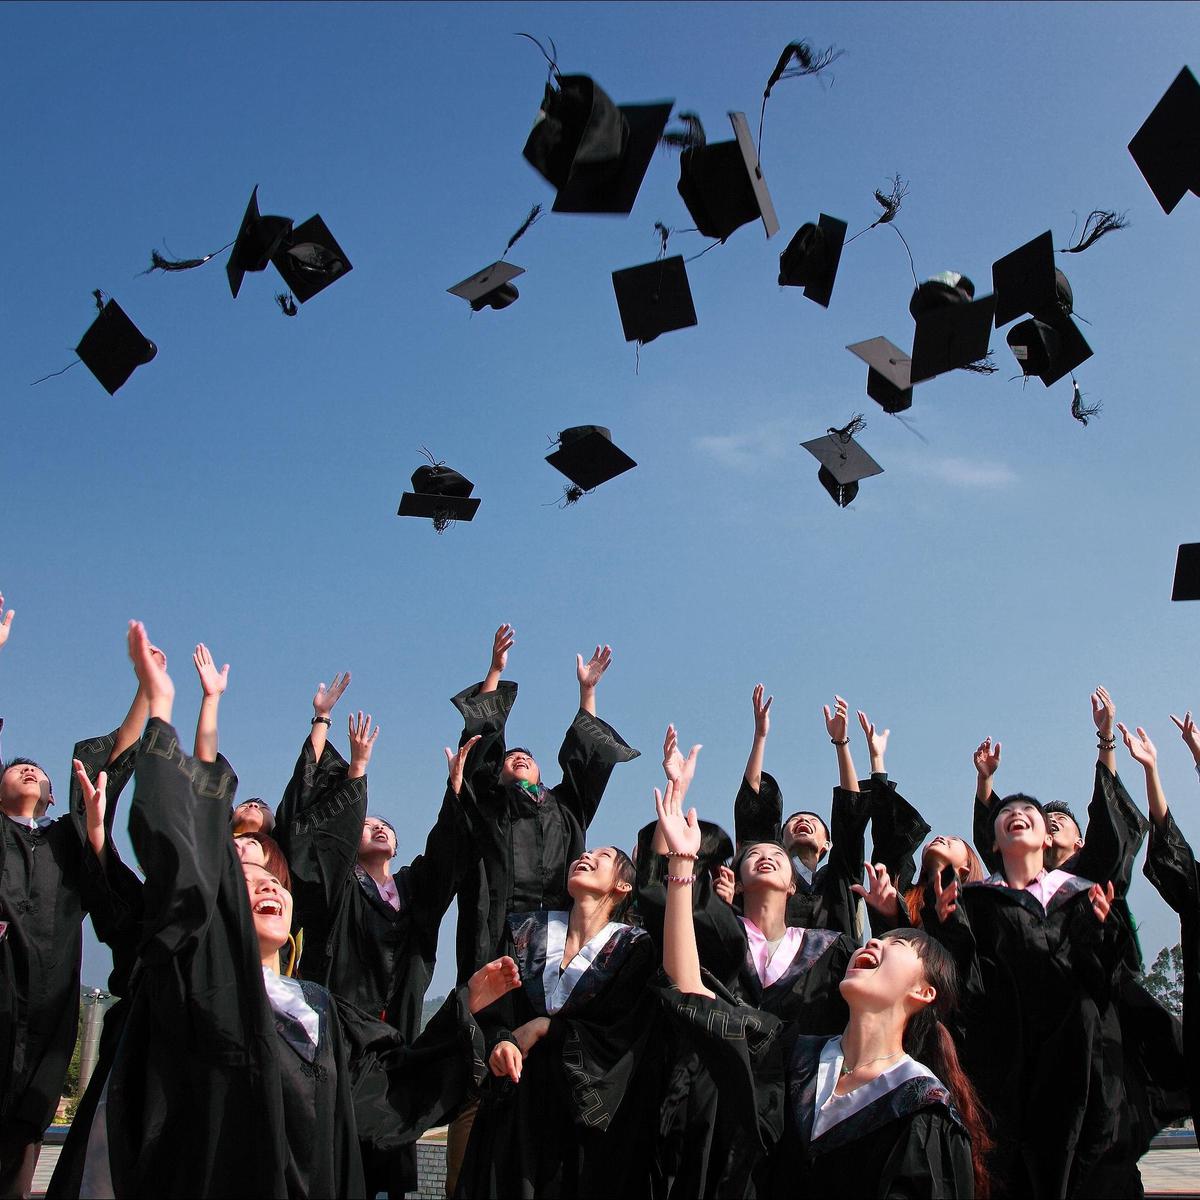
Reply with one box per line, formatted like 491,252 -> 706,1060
50,621 -> 520,1200
734,692 -> 906,938
456,842 -> 659,1199
655,770 -> 987,1199
0,604 -> 146,1200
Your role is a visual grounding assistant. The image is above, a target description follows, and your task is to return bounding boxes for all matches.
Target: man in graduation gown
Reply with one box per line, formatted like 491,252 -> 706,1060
0,612 -> 147,1199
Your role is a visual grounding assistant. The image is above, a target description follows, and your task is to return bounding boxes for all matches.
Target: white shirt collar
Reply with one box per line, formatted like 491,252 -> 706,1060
542,911 -> 623,1015
812,1035 -> 935,1139
3,811 -> 53,830
262,966 -> 321,1054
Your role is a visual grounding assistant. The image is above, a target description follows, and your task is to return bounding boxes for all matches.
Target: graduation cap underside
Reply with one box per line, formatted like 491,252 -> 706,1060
779,214 -> 847,308
546,426 -> 637,491
1007,317 -> 1092,387
272,215 -> 352,303
847,338 -> 913,413
992,230 -> 1057,328
227,185 -> 293,299
1172,543 -> 1200,601
75,299 -> 157,395
611,255 -> 697,343
398,463 -> 480,525
1128,66 -> 1200,214
909,294 -> 997,384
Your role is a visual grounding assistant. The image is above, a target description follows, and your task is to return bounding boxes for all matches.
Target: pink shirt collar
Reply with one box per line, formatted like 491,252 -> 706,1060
986,867 -> 1077,910
741,917 -> 805,987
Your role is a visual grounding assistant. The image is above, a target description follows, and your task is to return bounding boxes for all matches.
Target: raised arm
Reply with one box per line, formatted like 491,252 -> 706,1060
858,708 -> 889,778
1118,723 -> 1167,827
1141,713 -> 1200,919
451,626 -> 519,796
480,623 -> 514,695
346,710 -> 379,781
972,738 -> 1002,874
744,684 -> 773,793
824,695 -> 858,792
310,671 -> 351,761
0,591 -> 14,657
1170,709 -> 1200,784
575,642 -> 612,718
1092,685 -> 1118,775
191,643 -> 229,763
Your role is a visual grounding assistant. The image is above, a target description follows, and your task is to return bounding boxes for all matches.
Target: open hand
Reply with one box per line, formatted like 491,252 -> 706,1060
930,870 -> 959,923
468,955 -> 521,1014
313,673 -> 350,718
127,621 -> 174,707
73,759 -> 107,857
490,624 -> 515,674
445,734 -> 482,796
714,865 -> 736,905
851,861 -> 902,919
192,643 -> 229,697
576,644 -> 612,691
654,778 -> 703,859
661,725 -> 702,801
1170,711 -> 1200,765
752,684 -> 773,738
857,710 -> 889,763
0,593 -> 14,651
973,737 -> 1001,778
1090,880 -> 1115,923
823,695 -> 849,743
1091,686 -> 1116,739
1117,723 -> 1157,770
348,712 -> 380,770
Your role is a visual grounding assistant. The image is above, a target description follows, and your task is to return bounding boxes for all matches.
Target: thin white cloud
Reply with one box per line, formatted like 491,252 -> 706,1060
916,456 -> 1017,487
693,424 -> 794,470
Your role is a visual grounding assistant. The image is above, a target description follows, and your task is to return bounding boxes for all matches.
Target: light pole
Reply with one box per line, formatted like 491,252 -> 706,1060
78,987 -> 110,1095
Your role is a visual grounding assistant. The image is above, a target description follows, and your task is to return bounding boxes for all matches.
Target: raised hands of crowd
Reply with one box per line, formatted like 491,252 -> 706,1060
576,643 -> 612,715
824,695 -> 858,790
72,758 -> 108,863
444,734 -> 482,796
127,621 -> 174,721
1092,685 -> 1117,770
857,708 -> 889,775
973,737 -> 1001,805
851,861 -> 902,921
482,623 -> 515,695
311,671 -> 351,759
1169,709 -> 1200,767
744,683 -> 773,791
347,712 -> 379,781
192,643 -> 229,763
1118,721 -> 1169,825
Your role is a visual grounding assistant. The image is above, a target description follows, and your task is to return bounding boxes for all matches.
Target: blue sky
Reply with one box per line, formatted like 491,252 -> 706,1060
4,0 -> 1200,990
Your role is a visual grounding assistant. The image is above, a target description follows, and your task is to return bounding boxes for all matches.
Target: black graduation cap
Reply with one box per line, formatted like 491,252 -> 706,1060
1128,66 -> 1200,214
75,299 -> 157,395
677,112 -> 780,241
546,426 -> 637,493
227,186 -> 293,299
272,215 -> 352,304
1172,543 -> 1200,601
778,214 -> 848,308
611,255 -> 698,343
801,424 -> 883,507
447,262 -> 524,312
992,231 -> 1062,328
397,462 -> 480,531
908,273 -> 996,384
1007,317 -> 1093,387
522,74 -> 673,215
847,338 -> 913,413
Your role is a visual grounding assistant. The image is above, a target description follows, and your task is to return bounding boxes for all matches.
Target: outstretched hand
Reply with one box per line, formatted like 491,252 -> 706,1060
576,644 -> 612,691
445,734 -> 483,796
654,778 -> 703,859
1170,711 -> 1200,765
752,684 -> 773,739
851,862 -> 902,919
973,737 -> 1001,779
930,870 -> 959,923
0,593 -> 14,651
490,624 -> 515,674
662,725 -> 702,797
73,759 -> 107,858
857,710 -> 890,763
468,955 -> 522,1014
1117,723 -> 1157,770
1091,686 -> 1116,738
823,695 -> 850,743
713,865 -> 736,906
1089,880 -> 1115,924
127,621 -> 174,714
192,643 -> 230,697
348,712 -> 380,771
313,673 -> 351,718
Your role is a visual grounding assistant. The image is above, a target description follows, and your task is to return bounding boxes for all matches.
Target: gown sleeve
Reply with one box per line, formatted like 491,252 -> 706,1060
819,785 -> 873,937
69,726 -> 143,840
451,680 -> 519,800
551,709 -> 640,830
1073,763 -> 1149,897
734,770 -> 784,847
1144,809 -> 1199,918
972,793 -> 1000,876
866,775 -> 931,893
877,1108 -> 976,1199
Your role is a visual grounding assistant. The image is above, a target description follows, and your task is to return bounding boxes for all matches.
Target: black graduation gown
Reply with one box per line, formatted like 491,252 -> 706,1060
926,874 -> 1139,1199
274,736 -> 462,1039
657,983 -> 975,1199
866,774 -> 933,893
456,910 -> 659,1199
733,770 -> 873,937
450,679 -> 640,982
1143,809 -> 1200,1129
0,728 -> 141,1143
48,719 -> 483,1200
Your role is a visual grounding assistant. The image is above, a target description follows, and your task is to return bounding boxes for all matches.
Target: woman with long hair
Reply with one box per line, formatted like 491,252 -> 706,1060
657,763 -> 989,1198
855,835 -> 987,934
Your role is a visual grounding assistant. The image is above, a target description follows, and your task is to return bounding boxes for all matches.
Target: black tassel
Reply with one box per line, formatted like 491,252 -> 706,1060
1071,380 -> 1102,425
431,512 -> 452,534
1059,210 -> 1129,254
561,484 -> 586,506
763,40 -> 845,97
654,221 -> 672,257
829,413 -> 866,441
660,112 -> 706,151
515,32 -> 559,78
92,289 -> 107,312
144,248 -> 214,275
502,204 -> 543,257
419,445 -> 445,469
275,292 -> 298,317
871,175 -> 909,227
960,354 -> 998,375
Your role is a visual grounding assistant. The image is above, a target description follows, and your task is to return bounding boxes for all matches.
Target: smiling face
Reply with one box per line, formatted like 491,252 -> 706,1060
737,842 -> 797,897
567,847 -> 633,912
783,811 -> 829,858
992,799 -> 1052,855
359,817 -> 397,859
839,935 -> 936,1014
1045,811 -> 1083,863
243,863 -> 293,962
500,748 -> 540,787
923,835 -> 969,875
0,761 -> 51,816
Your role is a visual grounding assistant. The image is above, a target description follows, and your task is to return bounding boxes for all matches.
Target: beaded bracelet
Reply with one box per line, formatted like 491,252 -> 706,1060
831,737 -> 850,746
664,850 -> 699,860
666,873 -> 697,885
1097,737 -> 1116,751
311,716 -> 332,727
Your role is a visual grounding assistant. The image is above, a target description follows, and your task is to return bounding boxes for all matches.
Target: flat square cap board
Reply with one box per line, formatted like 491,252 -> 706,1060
552,100 -> 674,214
546,426 -> 637,491
1172,543 -> 1200,600
801,431 -> 884,485
76,299 -> 157,395
227,186 -> 293,299
1128,66 -> 1200,214
448,261 -> 525,303
992,231 -> 1057,328
398,492 -> 481,521
611,255 -> 698,343
909,294 -> 997,384
677,112 -> 779,241
272,215 -> 352,303
847,337 -> 913,413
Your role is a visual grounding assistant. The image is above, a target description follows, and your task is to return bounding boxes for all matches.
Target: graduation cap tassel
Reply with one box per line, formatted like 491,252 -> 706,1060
1059,210 -> 1129,254
1070,379 -> 1102,425
515,32 -> 559,81
654,222 -> 672,258
142,239 -> 234,275
829,413 -> 867,441
561,484 -> 586,506
960,353 -> 999,375
502,204 -> 543,257
660,112 -> 707,151
275,292 -> 298,317
29,359 -> 82,386
758,40 -> 845,151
